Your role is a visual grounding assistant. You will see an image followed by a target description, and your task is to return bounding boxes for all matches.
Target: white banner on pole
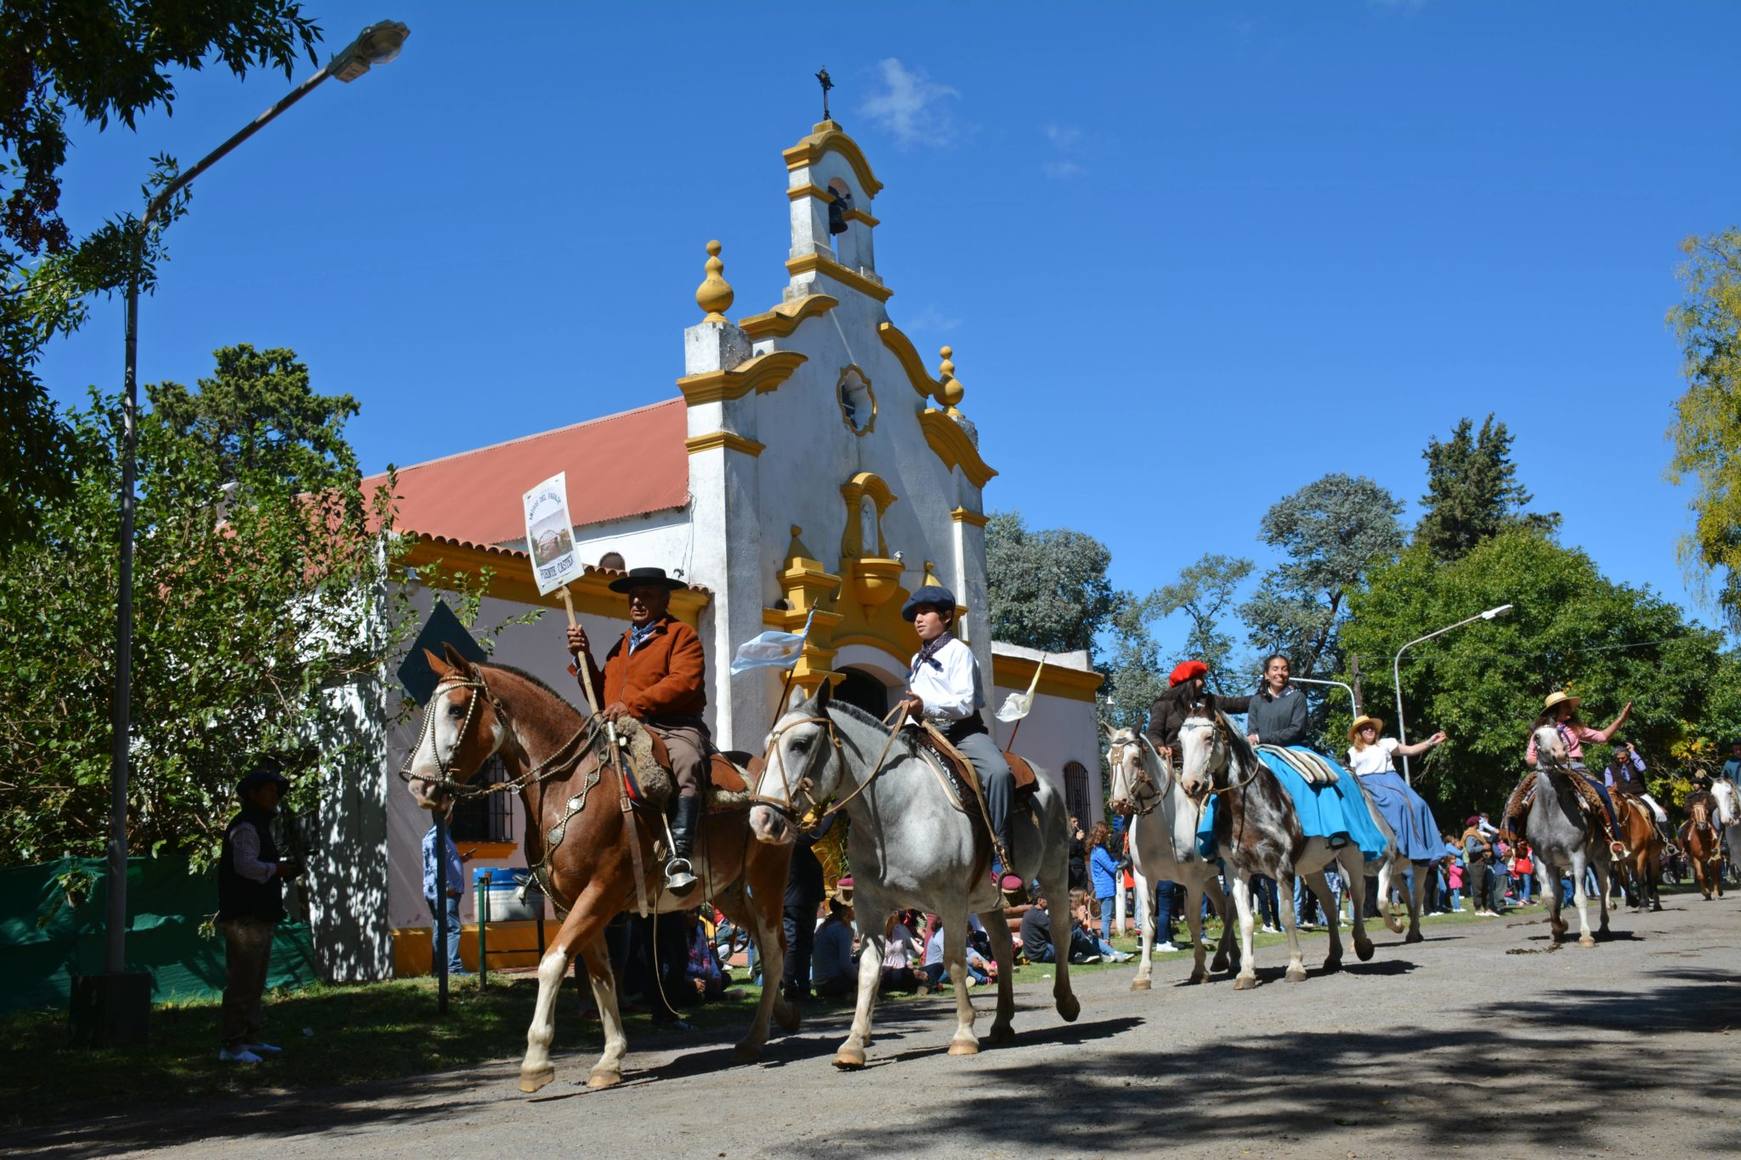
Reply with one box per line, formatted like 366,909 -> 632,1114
522,472 -> 580,596
996,656 -> 1047,722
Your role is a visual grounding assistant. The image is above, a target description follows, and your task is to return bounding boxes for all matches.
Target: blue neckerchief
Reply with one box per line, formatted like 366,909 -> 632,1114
912,632 -> 953,675
628,620 -> 660,654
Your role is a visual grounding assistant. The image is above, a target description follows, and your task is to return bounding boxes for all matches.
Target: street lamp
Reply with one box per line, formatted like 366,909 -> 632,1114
1392,604 -> 1513,785
98,20 -> 409,1043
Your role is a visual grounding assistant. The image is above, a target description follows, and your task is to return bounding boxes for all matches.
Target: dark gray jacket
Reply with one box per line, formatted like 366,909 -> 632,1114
1219,685 -> 1308,746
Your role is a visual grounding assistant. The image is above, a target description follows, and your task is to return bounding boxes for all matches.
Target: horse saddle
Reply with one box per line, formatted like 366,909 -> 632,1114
1501,769 -> 1607,836
1257,744 -> 1339,786
914,723 -> 1039,803
617,720 -> 753,810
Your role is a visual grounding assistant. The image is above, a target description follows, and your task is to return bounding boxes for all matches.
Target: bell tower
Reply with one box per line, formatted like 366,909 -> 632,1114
781,104 -> 889,309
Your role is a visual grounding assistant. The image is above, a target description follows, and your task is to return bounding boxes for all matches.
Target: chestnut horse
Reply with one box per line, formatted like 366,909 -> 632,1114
405,646 -> 796,1092
1680,789 -> 1725,900
1609,793 -> 1664,912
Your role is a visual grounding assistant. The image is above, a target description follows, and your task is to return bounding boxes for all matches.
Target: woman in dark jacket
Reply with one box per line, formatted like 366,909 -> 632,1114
1217,654 -> 1308,747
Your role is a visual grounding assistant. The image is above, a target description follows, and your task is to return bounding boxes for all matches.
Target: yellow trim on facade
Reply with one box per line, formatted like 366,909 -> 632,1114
677,350 -> 807,405
845,208 -> 880,228
919,409 -> 999,488
781,120 -> 885,198
991,654 -> 1104,704
685,430 -> 765,457
786,182 -> 831,202
739,293 -> 838,340
402,536 -> 710,627
876,322 -> 943,400
784,252 -> 894,303
951,506 -> 990,527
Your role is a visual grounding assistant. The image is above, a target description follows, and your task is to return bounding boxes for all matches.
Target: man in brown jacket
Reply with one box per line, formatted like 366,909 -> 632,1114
566,566 -> 710,890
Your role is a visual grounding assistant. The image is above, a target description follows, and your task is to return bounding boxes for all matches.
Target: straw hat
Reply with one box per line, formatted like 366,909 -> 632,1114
1542,690 -> 1581,713
1347,715 -> 1384,742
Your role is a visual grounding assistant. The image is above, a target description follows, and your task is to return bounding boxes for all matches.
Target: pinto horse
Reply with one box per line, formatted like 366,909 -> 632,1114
1105,726 -> 1235,989
1174,704 -> 1382,990
1680,789 -> 1725,900
748,682 -> 1080,1068
404,646 -> 796,1092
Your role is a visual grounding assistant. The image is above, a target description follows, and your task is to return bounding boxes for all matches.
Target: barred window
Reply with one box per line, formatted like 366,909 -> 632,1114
449,756 -> 514,843
1063,760 -> 1092,826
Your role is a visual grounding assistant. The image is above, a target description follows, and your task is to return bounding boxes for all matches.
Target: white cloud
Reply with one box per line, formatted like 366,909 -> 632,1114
1041,122 -> 1087,179
903,305 -> 962,335
860,58 -> 959,148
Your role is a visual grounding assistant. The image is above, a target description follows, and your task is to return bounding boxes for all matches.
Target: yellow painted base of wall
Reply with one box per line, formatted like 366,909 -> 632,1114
391,920 -> 551,977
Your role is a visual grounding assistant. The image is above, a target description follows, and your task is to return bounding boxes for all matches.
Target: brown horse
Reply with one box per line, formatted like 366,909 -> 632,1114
405,646 -> 796,1092
1680,790 -> 1725,900
1610,793 -> 1664,912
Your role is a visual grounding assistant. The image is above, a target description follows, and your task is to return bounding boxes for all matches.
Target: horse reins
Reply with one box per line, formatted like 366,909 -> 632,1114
751,705 -> 907,827
400,673 -> 606,799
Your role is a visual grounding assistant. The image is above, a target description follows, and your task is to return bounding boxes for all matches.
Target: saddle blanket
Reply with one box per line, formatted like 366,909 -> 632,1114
1356,770 -> 1443,862
1196,746 -> 1388,862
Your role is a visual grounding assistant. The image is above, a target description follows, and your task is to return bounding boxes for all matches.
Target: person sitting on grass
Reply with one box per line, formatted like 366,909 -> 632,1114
1019,892 -> 1057,963
1070,890 -> 1133,962
811,896 -> 858,997
923,915 -> 993,987
879,910 -> 928,993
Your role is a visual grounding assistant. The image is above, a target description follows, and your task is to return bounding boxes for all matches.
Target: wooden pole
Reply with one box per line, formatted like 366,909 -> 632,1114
559,586 -> 601,717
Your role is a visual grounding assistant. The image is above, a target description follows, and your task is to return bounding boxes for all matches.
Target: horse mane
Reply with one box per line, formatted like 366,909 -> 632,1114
824,699 -> 923,758
477,661 -> 583,719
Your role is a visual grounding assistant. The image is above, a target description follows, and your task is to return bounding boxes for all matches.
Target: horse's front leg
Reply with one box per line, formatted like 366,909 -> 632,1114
1306,869 -> 1344,973
1276,869 -> 1307,982
942,911 -> 979,1055
1039,873 -> 1080,1022
979,907 -> 1016,1044
1205,874 -> 1235,974
520,896 -> 611,1093
1131,869 -> 1156,990
1569,851 -> 1596,947
835,906 -> 886,1069
1230,872 -> 1259,990
1406,862 -> 1427,943
1341,855 -> 1374,962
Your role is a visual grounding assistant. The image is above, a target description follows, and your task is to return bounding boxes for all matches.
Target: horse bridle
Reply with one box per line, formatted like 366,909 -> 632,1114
749,712 -> 846,827
1177,713 -> 1262,798
1108,732 -> 1172,815
400,672 -> 604,799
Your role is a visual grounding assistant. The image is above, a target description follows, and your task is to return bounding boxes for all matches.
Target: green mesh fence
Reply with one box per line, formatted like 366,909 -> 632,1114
0,857 -> 318,1015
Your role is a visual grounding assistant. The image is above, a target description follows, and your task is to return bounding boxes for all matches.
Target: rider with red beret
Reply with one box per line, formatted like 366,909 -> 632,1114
1143,659 -> 1213,760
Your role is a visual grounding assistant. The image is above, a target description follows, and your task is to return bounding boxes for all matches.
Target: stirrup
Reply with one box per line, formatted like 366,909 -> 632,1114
1608,840 -> 1626,857
664,857 -> 697,891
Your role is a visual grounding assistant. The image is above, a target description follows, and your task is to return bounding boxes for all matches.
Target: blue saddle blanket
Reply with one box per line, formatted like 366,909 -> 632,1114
1356,770 -> 1442,862
1196,746 -> 1389,862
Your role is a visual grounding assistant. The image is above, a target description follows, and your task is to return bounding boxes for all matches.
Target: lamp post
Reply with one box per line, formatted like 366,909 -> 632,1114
1392,604 -> 1513,785
1291,675 -> 1359,713
98,20 -> 409,1039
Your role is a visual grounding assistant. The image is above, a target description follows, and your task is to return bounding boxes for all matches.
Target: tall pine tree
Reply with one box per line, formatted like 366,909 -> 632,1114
1416,415 -> 1559,561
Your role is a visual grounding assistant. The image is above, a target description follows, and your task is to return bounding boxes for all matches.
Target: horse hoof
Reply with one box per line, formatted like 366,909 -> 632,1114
1405,930 -> 1424,944
774,1002 -> 801,1033
1286,966 -> 1308,983
947,1039 -> 981,1056
1130,977 -> 1152,992
833,1046 -> 866,1070
586,1069 -> 621,1090
1322,958 -> 1342,975
1578,935 -> 1597,948
987,1022 -> 1014,1045
1356,939 -> 1375,962
1233,975 -> 1257,991
733,1041 -> 762,1063
519,1066 -> 555,1094
1188,970 -> 1208,985
1057,994 -> 1081,1023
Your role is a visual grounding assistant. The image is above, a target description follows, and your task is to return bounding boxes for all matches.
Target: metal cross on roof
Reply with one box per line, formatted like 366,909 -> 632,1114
816,67 -> 834,121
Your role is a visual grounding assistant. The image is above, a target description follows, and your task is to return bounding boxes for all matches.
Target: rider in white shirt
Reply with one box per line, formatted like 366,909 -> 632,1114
1345,715 -> 1446,775
894,584 -> 1015,872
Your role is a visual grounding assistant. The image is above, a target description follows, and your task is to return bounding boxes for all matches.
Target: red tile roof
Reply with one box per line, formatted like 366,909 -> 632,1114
368,398 -> 689,547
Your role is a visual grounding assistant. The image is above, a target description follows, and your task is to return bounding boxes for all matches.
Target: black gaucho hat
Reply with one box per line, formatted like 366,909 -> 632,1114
237,756 -> 291,796
901,584 -> 957,621
608,566 -> 688,594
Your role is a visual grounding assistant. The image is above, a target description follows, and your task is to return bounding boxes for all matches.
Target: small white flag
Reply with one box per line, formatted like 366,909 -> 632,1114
996,656 -> 1047,722
730,610 -> 816,676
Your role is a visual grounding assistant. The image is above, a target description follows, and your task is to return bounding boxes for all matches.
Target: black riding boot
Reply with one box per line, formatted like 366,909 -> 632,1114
666,793 -> 700,891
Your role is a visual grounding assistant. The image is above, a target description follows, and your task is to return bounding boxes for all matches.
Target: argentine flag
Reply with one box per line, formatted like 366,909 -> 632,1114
729,610 -> 816,676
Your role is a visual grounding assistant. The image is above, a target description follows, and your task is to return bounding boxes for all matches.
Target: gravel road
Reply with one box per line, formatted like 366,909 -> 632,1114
25,892 -> 1741,1159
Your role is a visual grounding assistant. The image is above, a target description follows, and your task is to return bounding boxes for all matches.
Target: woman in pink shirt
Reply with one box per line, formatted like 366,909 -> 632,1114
1525,690 -> 1632,853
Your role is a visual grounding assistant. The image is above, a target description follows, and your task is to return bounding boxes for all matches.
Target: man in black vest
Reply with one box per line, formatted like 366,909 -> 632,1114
217,761 -> 302,1064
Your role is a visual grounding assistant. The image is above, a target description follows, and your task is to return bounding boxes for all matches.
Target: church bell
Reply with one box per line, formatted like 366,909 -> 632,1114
827,192 -> 850,236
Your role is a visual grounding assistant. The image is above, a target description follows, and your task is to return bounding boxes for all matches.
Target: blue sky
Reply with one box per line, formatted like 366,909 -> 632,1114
36,1 -> 1741,659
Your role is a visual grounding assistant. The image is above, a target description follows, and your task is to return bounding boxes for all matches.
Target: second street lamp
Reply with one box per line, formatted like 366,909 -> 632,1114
1391,603 -> 1513,785
99,19 -> 410,1046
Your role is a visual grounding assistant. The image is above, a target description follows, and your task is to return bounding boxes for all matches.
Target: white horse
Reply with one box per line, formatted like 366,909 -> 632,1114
1105,727 -> 1235,989
747,683 -> 1080,1067
1176,704 -> 1391,989
1526,724 -> 1613,947
1711,777 -> 1740,884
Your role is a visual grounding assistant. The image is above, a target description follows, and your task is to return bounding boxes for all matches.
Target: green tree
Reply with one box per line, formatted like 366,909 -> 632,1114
1342,529 -> 1724,820
1240,473 -> 1404,677
1666,227 -> 1741,630
1156,552 -> 1253,694
1417,414 -> 1560,561
0,344 -> 401,866
985,511 -> 1122,662
1101,591 -> 1165,730
0,2 -> 321,550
